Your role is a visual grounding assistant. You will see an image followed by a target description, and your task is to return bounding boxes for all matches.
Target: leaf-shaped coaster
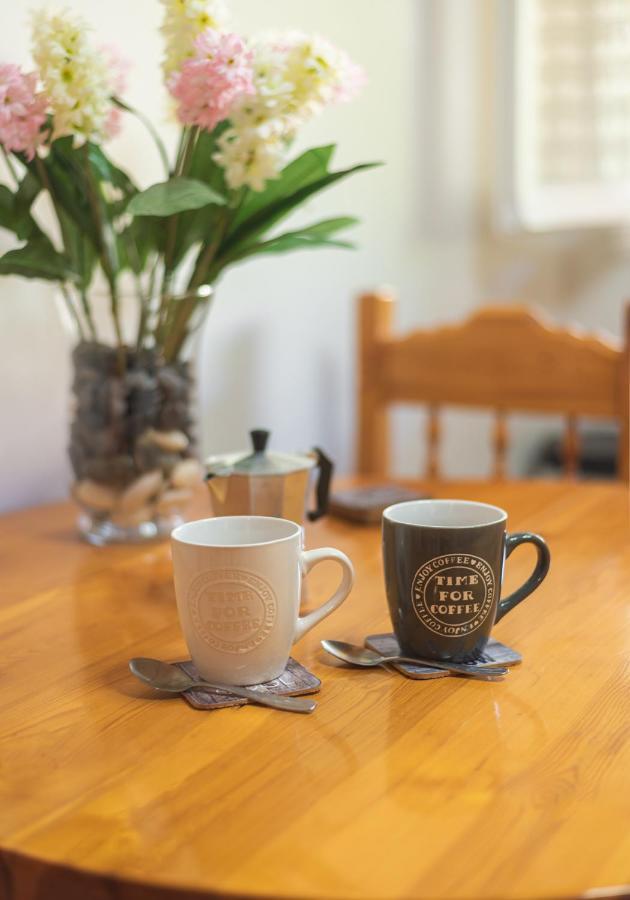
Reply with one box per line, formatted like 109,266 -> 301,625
175,657 -> 321,710
365,633 -> 522,680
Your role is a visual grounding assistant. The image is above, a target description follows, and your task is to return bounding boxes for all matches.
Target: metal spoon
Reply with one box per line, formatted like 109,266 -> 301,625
129,658 -> 316,713
321,640 -> 508,681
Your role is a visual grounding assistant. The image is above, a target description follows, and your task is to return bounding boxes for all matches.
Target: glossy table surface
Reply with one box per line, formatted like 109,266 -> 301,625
1,481 -> 630,900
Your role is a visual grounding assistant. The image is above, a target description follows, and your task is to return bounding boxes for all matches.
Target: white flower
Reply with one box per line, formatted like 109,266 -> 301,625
228,39 -> 298,138
229,95 -> 290,137
212,42 -> 293,191
160,0 -> 228,78
213,126 -> 286,191
32,10 -> 121,143
278,32 -> 365,123
213,33 -> 364,191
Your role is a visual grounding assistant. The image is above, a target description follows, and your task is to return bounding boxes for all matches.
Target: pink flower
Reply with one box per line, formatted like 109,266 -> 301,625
0,64 -> 47,160
100,44 -> 131,98
333,57 -> 367,104
104,107 -> 123,139
99,45 -> 131,139
168,30 -> 254,132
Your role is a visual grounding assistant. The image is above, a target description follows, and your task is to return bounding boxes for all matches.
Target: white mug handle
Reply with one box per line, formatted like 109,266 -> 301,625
294,548 -> 355,643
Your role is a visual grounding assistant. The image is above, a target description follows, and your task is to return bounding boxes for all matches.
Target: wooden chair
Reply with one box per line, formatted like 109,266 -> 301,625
357,291 -> 630,480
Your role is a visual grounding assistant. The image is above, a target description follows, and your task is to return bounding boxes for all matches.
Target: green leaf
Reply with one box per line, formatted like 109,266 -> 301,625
238,235 -> 354,258
86,144 -> 137,206
13,171 -> 42,240
25,138 -> 100,258
57,206 -> 96,289
228,145 -> 337,234
275,215 -> 358,241
189,125 -> 230,195
116,219 -> 155,275
78,145 -> 120,284
0,174 -> 45,242
31,139 -> 133,253
0,157 -> 87,287
220,162 -> 380,261
127,177 -> 226,217
17,139 -> 146,285
45,137 -> 96,236
0,185 -> 16,233
229,217 -> 359,261
84,143 -> 155,276
0,236 -> 73,281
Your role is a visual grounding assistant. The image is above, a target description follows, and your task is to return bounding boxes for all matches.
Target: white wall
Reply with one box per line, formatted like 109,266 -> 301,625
2,0 -> 628,512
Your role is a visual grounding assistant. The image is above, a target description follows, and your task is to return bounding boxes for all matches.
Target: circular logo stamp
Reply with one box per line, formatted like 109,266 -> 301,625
411,554 -> 495,638
188,568 -> 277,654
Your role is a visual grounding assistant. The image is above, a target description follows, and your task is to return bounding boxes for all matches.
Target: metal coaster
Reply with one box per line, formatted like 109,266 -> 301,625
365,633 -> 522,680
175,658 -> 321,710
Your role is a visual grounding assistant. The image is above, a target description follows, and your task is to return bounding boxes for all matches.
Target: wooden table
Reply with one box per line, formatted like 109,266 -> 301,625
1,481 -> 630,900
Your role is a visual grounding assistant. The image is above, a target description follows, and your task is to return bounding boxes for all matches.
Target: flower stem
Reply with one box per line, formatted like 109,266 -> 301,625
34,155 -> 72,255
163,189 -> 245,360
82,145 -> 124,357
155,126 -> 200,353
178,126 -> 198,175
187,188 -> 243,290
79,287 -> 98,340
162,286 -> 212,363
61,284 -> 86,339
113,97 -> 171,177
173,126 -> 191,173
188,230 -> 221,290
165,212 -> 233,361
163,126 -> 198,280
137,253 -> 159,349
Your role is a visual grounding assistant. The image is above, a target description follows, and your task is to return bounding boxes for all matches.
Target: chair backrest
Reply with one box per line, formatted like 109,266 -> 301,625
357,291 -> 630,480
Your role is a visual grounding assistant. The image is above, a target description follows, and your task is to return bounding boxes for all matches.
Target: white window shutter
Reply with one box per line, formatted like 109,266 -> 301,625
500,0 -> 630,231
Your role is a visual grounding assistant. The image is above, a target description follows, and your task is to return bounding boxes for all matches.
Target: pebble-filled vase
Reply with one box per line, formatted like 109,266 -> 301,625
69,342 -> 202,545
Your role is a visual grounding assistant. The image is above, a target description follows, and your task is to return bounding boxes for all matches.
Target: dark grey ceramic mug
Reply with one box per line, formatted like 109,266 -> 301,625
382,499 -> 550,662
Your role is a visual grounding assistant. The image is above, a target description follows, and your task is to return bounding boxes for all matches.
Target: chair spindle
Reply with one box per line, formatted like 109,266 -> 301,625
493,410 -> 508,480
427,406 -> 440,479
564,415 -> 579,477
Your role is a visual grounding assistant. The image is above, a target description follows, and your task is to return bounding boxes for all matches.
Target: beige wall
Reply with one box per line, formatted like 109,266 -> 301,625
1,0 -> 628,512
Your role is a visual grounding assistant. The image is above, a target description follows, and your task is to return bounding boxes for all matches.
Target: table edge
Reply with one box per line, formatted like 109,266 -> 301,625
2,846 -> 629,900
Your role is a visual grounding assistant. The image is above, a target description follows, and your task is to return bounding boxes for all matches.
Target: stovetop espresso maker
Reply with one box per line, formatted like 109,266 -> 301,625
204,429 -> 333,526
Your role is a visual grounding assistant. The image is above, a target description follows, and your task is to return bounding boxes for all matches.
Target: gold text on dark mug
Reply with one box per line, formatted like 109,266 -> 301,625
411,554 -> 496,638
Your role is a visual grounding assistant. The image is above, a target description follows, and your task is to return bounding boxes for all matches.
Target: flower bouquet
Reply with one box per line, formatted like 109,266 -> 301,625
0,0 -> 377,542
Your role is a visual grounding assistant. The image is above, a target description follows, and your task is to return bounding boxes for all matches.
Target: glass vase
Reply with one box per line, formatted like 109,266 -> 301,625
69,340 -> 203,544
58,280 -> 212,544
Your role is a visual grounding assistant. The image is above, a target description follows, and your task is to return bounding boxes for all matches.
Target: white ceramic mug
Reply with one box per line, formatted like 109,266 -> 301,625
171,516 -> 354,685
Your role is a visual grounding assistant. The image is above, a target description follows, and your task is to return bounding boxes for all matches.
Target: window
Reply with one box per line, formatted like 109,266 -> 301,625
499,0 -> 630,230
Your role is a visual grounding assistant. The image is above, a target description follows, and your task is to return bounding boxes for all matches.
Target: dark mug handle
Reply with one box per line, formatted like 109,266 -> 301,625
495,532 -> 550,623
307,447 -> 334,522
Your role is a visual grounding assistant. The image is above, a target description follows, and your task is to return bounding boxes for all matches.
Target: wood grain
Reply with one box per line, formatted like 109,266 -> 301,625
357,292 -> 630,479
1,481 -> 630,900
